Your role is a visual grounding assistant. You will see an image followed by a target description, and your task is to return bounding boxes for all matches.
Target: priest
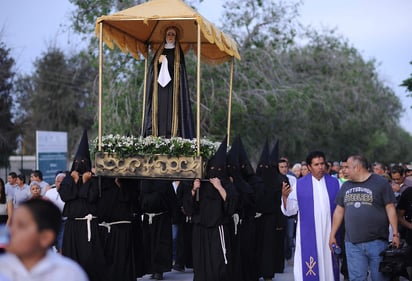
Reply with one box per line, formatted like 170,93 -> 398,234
281,150 -> 340,281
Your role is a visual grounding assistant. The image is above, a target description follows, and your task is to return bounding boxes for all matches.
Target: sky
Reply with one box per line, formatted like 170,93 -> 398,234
1,0 -> 412,134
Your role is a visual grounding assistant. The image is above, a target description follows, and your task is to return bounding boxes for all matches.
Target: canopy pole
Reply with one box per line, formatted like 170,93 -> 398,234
227,58 -> 234,145
141,54 -> 148,136
98,22 -> 103,151
196,22 -> 201,156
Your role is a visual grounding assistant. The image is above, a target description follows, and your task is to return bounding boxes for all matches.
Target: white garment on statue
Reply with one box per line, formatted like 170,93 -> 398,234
164,42 -> 175,49
0,250 -> 89,281
281,176 -> 335,281
158,56 -> 171,87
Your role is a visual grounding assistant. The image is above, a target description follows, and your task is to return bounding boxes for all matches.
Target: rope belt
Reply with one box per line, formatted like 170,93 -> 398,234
144,212 -> 165,224
232,213 -> 240,235
99,220 -> 132,233
74,214 -> 97,242
218,225 -> 228,265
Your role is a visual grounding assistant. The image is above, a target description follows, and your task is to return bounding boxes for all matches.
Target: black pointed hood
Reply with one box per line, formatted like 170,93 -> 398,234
238,137 -> 255,178
71,129 -> 92,174
269,140 -> 279,169
228,136 -> 254,195
227,136 -> 240,178
256,139 -> 269,176
206,135 -> 228,179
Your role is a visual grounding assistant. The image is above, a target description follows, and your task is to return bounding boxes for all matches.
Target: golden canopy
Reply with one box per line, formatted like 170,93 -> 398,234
95,0 -> 240,64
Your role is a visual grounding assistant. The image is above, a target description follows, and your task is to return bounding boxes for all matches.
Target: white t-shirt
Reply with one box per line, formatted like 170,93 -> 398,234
44,188 -> 65,213
38,181 -> 49,196
0,250 -> 89,281
13,185 -> 30,208
4,183 -> 17,200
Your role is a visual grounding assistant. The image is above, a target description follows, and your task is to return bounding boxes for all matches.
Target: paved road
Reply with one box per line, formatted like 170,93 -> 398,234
138,260 -> 295,281
137,258 -> 358,281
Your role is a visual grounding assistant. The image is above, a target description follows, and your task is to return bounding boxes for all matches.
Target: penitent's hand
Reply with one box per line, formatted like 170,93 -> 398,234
82,171 -> 93,183
209,177 -> 222,190
71,170 -> 80,184
191,178 -> 200,196
210,178 -> 226,201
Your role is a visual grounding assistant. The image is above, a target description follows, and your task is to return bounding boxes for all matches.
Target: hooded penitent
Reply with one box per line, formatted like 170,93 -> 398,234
205,135 -> 228,180
70,129 -> 92,174
228,136 -> 253,189
228,136 -> 255,213
238,137 -> 255,180
255,140 -> 270,178
269,140 -> 279,170
255,140 -> 283,212
226,136 -> 240,180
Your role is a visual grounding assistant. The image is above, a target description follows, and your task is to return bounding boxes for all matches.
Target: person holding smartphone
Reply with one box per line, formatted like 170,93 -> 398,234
281,150 -> 340,281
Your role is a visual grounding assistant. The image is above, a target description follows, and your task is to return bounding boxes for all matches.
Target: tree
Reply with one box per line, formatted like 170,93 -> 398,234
0,40 -> 18,168
65,0 -> 412,164
274,31 -> 406,162
221,0 -> 299,51
15,47 -> 97,156
210,2 -> 412,163
401,61 -> 412,108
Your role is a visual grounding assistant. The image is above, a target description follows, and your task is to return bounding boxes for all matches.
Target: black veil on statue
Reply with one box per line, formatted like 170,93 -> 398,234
142,27 -> 195,139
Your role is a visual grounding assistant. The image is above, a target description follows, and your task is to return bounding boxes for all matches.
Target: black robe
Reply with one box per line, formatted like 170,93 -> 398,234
183,179 -> 238,281
59,175 -> 105,281
96,178 -> 137,281
231,173 -> 259,281
140,179 -> 178,275
173,181 -> 193,269
123,179 -> 146,278
254,170 -> 288,279
143,46 -> 195,139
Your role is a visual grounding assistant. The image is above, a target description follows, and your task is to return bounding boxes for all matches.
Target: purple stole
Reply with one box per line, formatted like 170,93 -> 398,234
296,174 -> 340,281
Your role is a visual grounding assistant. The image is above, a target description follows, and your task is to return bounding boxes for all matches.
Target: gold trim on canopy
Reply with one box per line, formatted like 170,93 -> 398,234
95,0 -> 240,64
95,0 -> 241,163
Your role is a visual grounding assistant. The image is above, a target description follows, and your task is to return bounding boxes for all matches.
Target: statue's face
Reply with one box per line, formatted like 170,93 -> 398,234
165,28 -> 176,44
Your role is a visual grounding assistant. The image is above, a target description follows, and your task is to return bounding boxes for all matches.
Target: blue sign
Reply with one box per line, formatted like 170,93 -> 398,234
38,152 -> 67,184
36,131 -> 68,185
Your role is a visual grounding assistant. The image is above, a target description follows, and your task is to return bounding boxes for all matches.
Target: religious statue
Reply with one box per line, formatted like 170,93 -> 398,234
142,26 -> 195,139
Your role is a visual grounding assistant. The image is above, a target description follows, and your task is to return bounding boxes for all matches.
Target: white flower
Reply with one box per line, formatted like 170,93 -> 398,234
91,135 -> 219,159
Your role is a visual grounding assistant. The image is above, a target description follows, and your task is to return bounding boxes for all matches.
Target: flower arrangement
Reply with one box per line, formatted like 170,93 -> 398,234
91,134 -> 221,160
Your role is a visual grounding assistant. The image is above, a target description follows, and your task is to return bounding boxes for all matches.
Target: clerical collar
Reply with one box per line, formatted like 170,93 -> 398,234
165,43 -> 175,49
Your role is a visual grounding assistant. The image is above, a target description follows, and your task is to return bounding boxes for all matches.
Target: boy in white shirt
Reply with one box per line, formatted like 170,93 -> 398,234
0,198 -> 88,281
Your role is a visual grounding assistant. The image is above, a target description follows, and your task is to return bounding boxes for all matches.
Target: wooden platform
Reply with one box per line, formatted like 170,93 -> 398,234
94,152 -> 205,179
